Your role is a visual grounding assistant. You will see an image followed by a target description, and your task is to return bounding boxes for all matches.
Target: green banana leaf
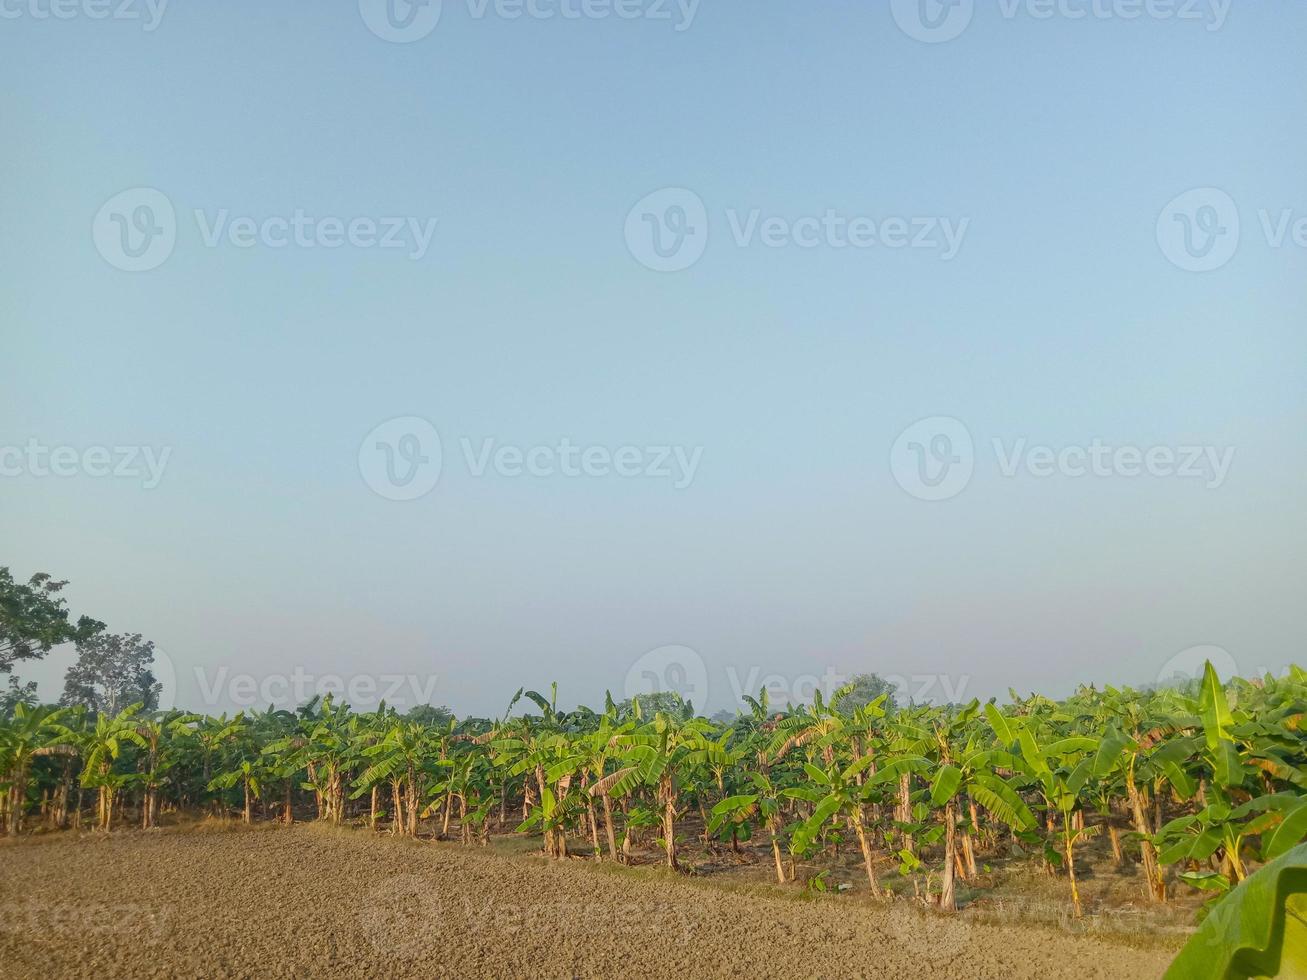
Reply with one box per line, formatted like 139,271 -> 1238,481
1165,842 -> 1307,979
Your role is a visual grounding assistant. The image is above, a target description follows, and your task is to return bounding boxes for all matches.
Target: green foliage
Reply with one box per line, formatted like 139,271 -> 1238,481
5,656 -> 1307,940
1165,843 -> 1307,979
0,567 -> 102,676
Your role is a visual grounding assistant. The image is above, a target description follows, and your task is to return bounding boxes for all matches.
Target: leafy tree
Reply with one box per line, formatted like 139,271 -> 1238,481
1,676 -> 39,719
0,567 -> 102,676
833,673 -> 898,716
404,703 -> 455,728
614,690 -> 692,721
61,631 -> 160,715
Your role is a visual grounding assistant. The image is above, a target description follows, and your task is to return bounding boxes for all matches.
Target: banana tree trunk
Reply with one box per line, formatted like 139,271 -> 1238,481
7,764 -> 27,836
406,769 -> 419,838
587,795 -> 602,860
1064,820 -> 1082,918
961,829 -> 977,880
1127,775 -> 1165,902
850,811 -> 880,896
601,794 -> 619,862
939,802 -> 958,912
1108,822 -> 1123,865
660,775 -> 678,870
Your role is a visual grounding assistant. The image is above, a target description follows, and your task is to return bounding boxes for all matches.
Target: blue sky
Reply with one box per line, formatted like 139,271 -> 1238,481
2,1 -> 1304,715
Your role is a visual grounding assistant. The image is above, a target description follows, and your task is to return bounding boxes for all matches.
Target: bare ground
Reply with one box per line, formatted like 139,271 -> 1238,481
0,825 -> 1177,979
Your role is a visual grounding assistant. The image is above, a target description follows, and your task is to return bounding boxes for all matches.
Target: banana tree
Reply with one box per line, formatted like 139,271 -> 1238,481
897,700 -> 1035,912
351,718 -> 430,837
0,703 -> 70,835
603,711 -> 719,869
208,757 -> 264,823
134,710 -> 197,829
785,751 -> 883,894
77,703 -> 148,831
708,769 -> 792,883
991,703 -> 1098,915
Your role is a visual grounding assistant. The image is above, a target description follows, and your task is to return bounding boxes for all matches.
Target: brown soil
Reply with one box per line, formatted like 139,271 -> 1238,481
0,825 -> 1177,979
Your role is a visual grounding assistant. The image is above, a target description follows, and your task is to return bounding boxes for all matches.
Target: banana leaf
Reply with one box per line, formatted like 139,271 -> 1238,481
1164,842 -> 1307,979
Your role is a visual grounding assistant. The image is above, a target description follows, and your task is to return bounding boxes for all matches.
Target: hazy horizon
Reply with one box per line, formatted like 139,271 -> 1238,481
4,2 -> 1304,717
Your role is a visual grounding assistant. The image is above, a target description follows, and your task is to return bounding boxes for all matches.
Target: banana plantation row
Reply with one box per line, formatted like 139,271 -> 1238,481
4,664 -> 1306,917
